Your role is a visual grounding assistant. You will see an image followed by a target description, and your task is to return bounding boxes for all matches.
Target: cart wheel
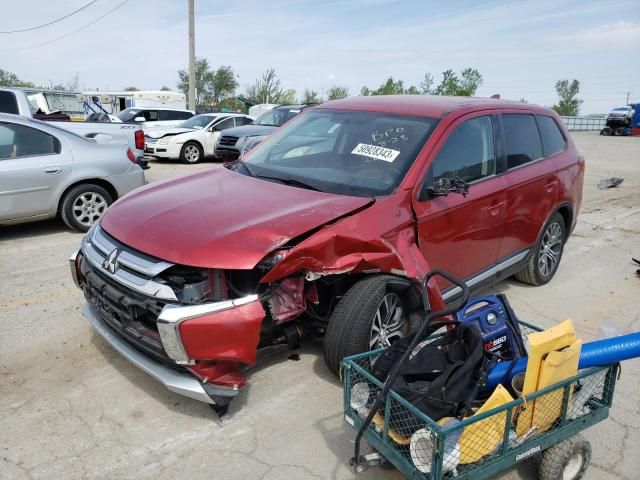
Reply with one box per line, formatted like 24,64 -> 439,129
539,434 -> 591,480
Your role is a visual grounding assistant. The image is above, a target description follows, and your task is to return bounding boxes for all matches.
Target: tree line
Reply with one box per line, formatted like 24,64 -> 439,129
1,65 -> 584,116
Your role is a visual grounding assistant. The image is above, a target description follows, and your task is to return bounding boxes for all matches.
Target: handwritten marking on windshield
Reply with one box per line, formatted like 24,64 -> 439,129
351,143 -> 400,162
371,128 -> 409,147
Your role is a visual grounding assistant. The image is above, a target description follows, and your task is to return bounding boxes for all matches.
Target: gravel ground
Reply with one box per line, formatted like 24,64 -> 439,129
1,133 -> 638,480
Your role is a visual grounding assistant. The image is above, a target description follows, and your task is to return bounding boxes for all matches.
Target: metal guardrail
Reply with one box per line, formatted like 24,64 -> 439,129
560,116 -> 605,132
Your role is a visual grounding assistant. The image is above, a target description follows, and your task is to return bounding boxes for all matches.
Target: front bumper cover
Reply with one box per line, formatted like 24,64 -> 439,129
82,302 -> 238,404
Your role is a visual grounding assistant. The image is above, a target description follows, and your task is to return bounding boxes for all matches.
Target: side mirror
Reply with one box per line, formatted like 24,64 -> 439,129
134,116 -> 146,122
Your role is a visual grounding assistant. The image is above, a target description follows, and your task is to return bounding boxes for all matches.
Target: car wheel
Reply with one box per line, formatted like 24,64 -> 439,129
324,276 -> 408,377
180,142 -> 203,164
60,184 -> 113,232
515,211 -> 566,286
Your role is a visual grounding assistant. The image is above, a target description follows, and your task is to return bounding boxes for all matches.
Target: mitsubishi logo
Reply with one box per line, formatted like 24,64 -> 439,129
103,249 -> 120,274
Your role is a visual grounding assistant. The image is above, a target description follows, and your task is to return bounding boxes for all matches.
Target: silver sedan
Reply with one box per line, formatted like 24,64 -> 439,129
0,113 -> 146,232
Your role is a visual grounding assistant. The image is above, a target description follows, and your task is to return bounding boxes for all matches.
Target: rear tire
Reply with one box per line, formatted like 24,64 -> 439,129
180,142 -> 203,164
60,184 -> 113,232
515,211 -> 566,286
539,434 -> 591,480
323,276 -> 407,377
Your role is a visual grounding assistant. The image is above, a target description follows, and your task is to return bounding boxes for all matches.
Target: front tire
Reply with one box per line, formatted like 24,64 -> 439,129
60,184 -> 113,232
180,142 -> 203,164
515,211 -> 566,286
323,276 -> 407,377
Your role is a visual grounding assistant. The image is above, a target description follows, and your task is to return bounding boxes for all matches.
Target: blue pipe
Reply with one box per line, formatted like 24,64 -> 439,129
486,332 -> 640,389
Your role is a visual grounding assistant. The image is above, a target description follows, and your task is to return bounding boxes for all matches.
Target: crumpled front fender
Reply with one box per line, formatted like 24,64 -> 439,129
261,191 -> 445,310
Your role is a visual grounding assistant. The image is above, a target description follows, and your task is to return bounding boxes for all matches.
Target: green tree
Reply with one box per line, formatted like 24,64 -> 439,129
360,86 -> 372,96
280,89 -> 297,104
433,68 -> 483,96
552,79 -> 582,116
360,76 -> 420,96
160,86 -> 171,91
177,57 -> 214,106
420,73 -> 434,94
326,85 -> 349,100
301,89 -> 322,104
0,68 -> 35,88
210,65 -> 239,105
244,68 -> 284,104
124,86 -> 139,91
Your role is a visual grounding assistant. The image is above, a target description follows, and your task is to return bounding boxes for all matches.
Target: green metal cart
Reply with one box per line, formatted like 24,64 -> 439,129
342,320 -> 619,480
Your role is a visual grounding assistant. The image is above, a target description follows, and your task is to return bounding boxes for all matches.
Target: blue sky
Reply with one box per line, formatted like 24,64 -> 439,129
2,0 -> 639,113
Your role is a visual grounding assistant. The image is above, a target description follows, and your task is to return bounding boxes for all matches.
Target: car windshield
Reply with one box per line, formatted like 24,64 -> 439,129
116,109 -> 141,122
612,107 -> 630,112
253,107 -> 301,127
240,109 -> 437,197
181,115 -> 217,129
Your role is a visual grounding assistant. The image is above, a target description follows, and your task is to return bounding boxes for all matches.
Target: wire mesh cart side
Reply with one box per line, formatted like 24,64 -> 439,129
342,334 -> 620,480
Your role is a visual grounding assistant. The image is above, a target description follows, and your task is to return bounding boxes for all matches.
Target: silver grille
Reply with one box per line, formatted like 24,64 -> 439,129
82,225 -> 178,301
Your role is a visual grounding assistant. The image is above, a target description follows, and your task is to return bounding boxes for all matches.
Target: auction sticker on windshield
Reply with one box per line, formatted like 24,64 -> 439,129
351,143 -> 400,162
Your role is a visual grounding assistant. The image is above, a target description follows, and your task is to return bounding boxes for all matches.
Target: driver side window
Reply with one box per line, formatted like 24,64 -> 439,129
431,116 -> 496,184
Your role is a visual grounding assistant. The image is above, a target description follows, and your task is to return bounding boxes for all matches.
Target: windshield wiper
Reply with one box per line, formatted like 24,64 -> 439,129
254,174 -> 320,191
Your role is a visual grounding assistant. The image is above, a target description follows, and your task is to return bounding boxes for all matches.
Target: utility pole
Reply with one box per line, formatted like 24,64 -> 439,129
188,0 -> 196,111
617,91 -> 633,105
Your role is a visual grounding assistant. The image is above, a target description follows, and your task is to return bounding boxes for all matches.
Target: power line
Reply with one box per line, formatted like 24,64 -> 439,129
0,0 -> 99,34
0,0 -> 129,51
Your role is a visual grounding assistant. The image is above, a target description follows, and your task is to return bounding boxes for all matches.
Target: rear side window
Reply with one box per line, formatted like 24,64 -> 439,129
0,122 -> 61,159
502,114 -> 543,169
537,115 -> 566,157
431,116 -> 496,184
179,111 -> 193,120
0,91 -> 19,115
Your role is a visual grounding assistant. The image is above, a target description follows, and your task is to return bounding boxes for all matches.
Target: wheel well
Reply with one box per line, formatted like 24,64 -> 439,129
57,179 -> 118,214
556,204 -> 573,237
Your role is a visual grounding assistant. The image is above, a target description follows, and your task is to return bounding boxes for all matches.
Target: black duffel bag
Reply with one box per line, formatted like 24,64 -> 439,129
372,321 -> 489,426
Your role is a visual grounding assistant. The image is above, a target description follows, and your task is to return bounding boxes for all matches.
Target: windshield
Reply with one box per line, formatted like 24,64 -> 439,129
612,107 -> 630,112
180,115 -> 217,129
117,108 -> 141,122
253,107 -> 301,127
240,109 -> 437,197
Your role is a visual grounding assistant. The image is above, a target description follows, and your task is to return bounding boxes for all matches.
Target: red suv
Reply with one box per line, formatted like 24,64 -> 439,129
70,95 -> 584,411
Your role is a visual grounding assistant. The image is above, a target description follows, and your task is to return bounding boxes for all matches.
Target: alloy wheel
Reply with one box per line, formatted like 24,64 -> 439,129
538,221 -> 563,277
72,192 -> 107,228
184,145 -> 200,163
369,292 -> 405,350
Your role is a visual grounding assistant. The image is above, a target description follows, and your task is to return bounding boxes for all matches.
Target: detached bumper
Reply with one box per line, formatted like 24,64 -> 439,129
81,302 -> 238,404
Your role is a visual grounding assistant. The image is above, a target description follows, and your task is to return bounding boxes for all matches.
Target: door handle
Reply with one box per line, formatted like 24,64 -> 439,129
487,201 -> 505,216
44,166 -> 62,174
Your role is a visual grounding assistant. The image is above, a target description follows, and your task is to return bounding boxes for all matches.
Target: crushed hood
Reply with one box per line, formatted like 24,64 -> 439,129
100,167 -> 372,269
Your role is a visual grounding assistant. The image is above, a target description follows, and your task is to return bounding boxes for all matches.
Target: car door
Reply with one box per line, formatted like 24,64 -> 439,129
205,117 -> 235,155
412,113 -> 508,294
0,121 -> 71,221
496,113 -> 558,260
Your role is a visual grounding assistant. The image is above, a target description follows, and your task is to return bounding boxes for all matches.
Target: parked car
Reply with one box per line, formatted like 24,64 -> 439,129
0,88 -> 146,159
215,104 -> 312,162
0,113 -> 145,231
70,95 -> 584,410
115,107 -> 194,129
144,113 -> 254,163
